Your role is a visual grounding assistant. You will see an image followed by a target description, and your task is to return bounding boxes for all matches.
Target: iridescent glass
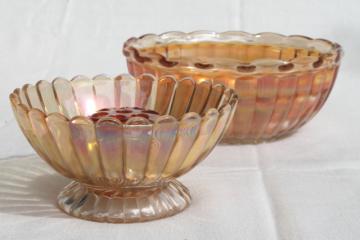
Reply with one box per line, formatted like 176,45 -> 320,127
10,74 -> 237,222
123,31 -> 343,143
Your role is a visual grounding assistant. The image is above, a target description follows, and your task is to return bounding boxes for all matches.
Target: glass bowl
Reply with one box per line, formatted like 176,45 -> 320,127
123,31 -> 343,143
9,73 -> 237,223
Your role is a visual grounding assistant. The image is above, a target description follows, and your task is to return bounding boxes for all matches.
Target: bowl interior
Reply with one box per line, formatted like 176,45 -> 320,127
142,42 -> 325,65
125,31 -> 342,72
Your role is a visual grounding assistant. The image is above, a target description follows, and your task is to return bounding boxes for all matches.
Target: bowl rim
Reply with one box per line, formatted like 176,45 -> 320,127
123,30 -> 343,74
9,73 -> 238,127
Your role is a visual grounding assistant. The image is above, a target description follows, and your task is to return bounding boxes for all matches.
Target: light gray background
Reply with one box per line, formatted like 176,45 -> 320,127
0,0 -> 359,158
1,1 -> 360,240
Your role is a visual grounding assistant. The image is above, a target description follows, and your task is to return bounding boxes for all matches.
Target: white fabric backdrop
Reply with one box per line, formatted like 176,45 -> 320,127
0,0 -> 359,239
0,0 -> 359,157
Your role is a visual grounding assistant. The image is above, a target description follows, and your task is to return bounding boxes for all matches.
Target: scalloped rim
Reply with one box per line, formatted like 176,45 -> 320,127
123,31 -> 343,73
9,73 -> 238,127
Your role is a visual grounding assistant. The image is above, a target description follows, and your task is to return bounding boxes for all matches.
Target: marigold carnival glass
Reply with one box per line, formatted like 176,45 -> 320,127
9,73 -> 238,223
123,31 -> 343,143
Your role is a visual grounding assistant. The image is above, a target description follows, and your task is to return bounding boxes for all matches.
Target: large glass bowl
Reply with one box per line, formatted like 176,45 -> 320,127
9,73 -> 237,222
123,31 -> 343,143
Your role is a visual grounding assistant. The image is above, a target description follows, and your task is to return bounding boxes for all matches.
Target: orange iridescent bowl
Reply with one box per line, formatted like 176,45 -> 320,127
123,31 -> 343,143
9,73 -> 237,223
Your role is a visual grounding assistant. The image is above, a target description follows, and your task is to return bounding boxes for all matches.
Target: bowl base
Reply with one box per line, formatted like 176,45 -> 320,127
221,130 -> 297,144
57,179 -> 191,223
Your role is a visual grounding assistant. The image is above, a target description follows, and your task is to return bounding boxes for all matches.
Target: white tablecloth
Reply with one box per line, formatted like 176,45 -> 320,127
1,136 -> 360,240
0,72 -> 359,240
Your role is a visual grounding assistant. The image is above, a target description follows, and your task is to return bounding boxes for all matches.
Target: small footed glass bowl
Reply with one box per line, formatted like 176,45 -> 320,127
9,73 -> 237,223
123,31 -> 343,143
